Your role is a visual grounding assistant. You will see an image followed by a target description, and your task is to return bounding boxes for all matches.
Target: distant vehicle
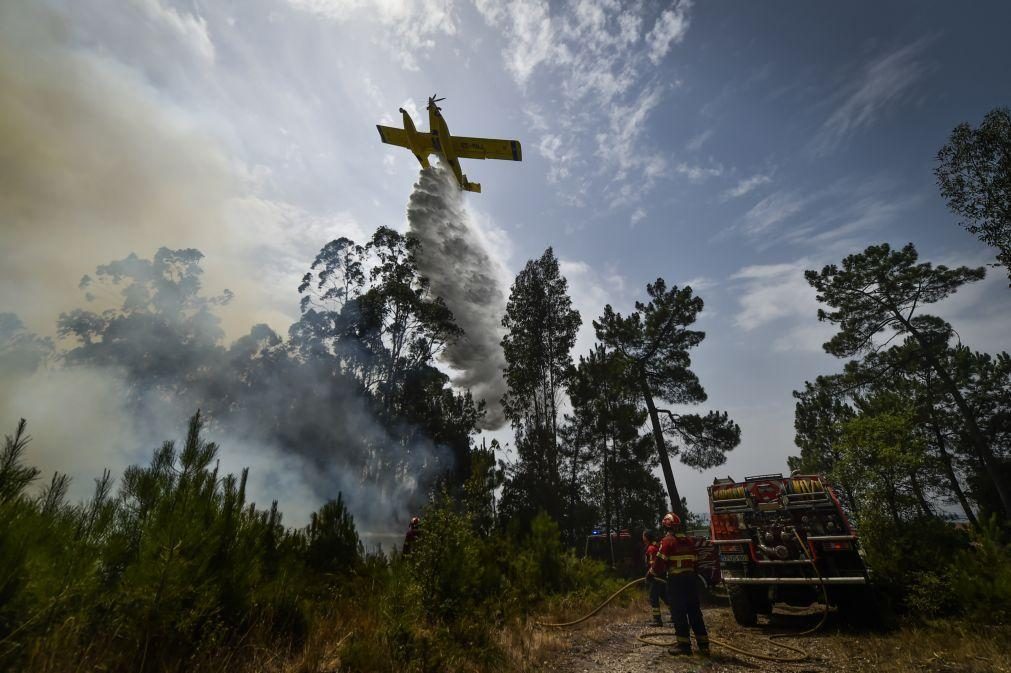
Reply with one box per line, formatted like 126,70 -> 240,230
708,473 -> 870,625
584,528 -> 639,578
376,94 -> 522,193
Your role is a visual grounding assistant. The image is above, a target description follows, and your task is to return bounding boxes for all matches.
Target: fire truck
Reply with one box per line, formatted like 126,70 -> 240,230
708,473 -> 869,625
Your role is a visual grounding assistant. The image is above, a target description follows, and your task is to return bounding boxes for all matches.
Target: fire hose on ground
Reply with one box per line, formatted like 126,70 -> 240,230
536,530 -> 830,663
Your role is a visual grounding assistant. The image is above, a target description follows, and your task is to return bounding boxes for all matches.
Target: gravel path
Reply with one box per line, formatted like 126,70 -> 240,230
546,605 -> 832,673
538,601 -> 1009,673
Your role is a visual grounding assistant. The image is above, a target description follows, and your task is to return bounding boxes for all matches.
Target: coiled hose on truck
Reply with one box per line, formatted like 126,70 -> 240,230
537,530 -> 830,663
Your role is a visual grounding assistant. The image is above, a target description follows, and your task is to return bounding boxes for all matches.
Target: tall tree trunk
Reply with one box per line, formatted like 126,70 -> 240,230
883,473 -> 901,525
640,376 -> 682,515
841,480 -> 860,517
908,469 -> 932,517
568,439 -> 579,545
603,439 -> 614,566
928,413 -> 979,527
547,343 -> 559,479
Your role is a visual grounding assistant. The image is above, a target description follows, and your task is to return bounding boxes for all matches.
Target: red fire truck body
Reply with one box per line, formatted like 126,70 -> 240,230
708,473 -> 869,625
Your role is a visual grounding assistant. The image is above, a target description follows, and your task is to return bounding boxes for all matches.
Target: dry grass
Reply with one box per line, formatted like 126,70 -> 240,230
829,621 -> 1011,673
18,589 -> 1007,673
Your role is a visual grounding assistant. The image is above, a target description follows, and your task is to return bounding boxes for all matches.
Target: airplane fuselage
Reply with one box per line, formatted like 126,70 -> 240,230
378,97 -> 521,193
427,105 -> 469,189
396,104 -> 468,189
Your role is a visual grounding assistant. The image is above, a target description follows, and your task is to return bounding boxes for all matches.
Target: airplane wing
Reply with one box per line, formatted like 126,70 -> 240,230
449,136 -> 522,161
376,125 -> 434,154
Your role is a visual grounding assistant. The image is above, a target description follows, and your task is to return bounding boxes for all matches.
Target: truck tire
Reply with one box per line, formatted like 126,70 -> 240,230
751,586 -> 773,615
727,584 -> 758,626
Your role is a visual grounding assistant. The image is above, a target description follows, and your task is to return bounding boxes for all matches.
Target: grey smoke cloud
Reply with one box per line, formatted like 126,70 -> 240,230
0,3 -> 449,537
0,2 -> 315,342
406,165 -> 510,430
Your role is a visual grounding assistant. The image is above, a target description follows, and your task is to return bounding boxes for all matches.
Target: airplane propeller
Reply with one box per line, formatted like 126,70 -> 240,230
429,94 -> 446,110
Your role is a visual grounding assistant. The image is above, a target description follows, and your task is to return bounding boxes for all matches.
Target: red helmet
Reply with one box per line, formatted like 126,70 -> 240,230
409,516 -> 420,529
662,512 -> 681,529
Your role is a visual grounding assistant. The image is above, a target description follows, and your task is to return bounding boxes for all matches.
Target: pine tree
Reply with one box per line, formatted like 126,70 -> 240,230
804,242 -> 1011,517
594,279 -> 739,515
936,107 -> 1011,286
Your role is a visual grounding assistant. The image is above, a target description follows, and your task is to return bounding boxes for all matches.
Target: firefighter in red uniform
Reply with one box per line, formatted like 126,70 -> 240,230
642,529 -> 667,626
403,516 -> 420,555
654,512 -> 709,656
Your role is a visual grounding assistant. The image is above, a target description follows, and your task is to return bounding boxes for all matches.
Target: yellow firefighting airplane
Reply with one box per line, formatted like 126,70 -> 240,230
376,95 -> 522,193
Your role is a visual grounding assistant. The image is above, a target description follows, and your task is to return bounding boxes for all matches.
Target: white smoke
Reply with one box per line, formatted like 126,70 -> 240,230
406,165 -> 510,430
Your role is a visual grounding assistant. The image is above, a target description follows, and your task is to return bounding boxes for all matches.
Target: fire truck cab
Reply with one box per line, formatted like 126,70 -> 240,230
708,473 -> 869,625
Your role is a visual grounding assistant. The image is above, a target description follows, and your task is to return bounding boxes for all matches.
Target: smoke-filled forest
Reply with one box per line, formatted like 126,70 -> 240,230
3,2 -> 1011,673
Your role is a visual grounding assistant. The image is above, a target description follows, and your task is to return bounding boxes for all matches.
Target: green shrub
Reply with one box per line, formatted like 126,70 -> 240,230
949,515 -> 1011,624
0,415 -> 620,673
0,413 -> 363,672
306,493 -> 363,574
858,509 -> 968,614
903,570 -> 957,617
406,495 -> 485,624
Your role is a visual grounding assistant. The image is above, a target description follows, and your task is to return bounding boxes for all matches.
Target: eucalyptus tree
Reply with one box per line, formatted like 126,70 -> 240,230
499,247 -> 581,520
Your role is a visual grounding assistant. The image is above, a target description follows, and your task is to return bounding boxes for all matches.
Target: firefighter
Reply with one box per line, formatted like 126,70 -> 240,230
403,516 -> 420,555
654,512 -> 709,657
642,529 -> 667,627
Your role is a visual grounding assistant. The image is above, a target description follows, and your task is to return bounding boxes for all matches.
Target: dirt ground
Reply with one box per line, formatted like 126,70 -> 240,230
535,596 -> 1010,673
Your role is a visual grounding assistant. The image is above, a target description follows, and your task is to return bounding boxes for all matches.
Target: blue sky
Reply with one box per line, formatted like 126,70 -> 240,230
3,0 -> 1010,515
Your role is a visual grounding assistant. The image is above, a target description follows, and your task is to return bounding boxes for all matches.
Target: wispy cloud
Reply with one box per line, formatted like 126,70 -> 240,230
474,0 -> 555,85
675,162 -> 723,182
731,259 -> 814,331
782,192 -> 922,252
286,0 -> 457,70
560,257 -> 629,357
597,84 -> 666,181
680,275 -> 716,292
721,173 -> 772,200
730,259 -> 834,352
730,176 -> 919,253
741,190 -> 810,236
477,1 -> 694,210
811,36 -> 933,154
685,128 -> 713,152
645,1 -> 692,65
133,0 -> 215,62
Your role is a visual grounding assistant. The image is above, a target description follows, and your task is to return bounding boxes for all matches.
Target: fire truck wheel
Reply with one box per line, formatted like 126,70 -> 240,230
751,586 -> 773,615
727,584 -> 758,626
